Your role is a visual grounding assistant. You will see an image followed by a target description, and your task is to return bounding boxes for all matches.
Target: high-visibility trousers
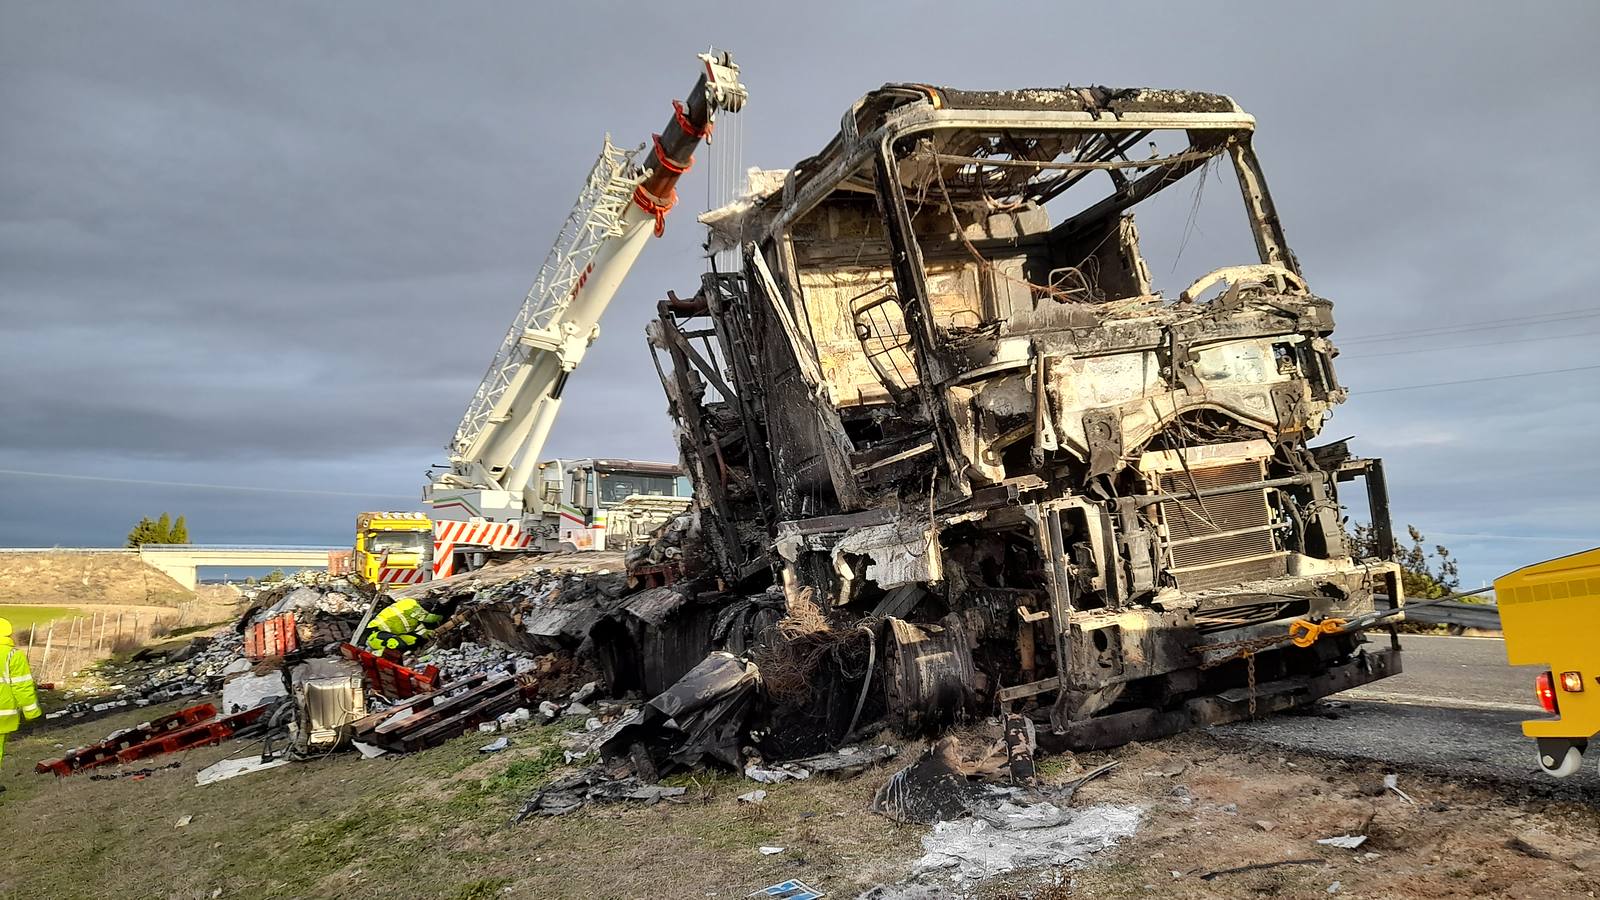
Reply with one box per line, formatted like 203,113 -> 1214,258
363,630 -> 420,654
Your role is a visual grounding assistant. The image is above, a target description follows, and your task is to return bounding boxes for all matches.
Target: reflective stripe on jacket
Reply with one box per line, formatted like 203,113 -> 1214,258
364,630 -> 421,653
0,642 -> 42,733
369,599 -> 441,637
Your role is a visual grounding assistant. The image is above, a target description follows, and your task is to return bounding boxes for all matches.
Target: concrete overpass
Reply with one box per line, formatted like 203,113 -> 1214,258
136,544 -> 341,590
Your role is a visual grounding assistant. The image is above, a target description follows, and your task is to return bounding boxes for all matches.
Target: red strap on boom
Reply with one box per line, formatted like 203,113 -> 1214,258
633,185 -> 677,237
652,134 -> 692,175
672,99 -> 713,142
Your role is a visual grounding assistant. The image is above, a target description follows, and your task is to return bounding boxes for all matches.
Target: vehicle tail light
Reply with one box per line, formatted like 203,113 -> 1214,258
1560,671 -> 1585,693
1536,671 -> 1560,714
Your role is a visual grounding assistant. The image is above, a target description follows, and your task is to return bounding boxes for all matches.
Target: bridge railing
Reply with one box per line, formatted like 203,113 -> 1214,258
138,544 -> 346,552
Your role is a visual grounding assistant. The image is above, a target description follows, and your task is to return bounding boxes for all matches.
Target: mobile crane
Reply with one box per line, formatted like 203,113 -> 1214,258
355,51 -> 746,588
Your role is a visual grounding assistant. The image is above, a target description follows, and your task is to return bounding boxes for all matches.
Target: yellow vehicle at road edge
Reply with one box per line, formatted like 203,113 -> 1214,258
1496,547 -> 1600,777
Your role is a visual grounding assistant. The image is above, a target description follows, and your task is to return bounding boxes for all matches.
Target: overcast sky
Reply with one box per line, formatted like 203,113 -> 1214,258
2,1 -> 1596,588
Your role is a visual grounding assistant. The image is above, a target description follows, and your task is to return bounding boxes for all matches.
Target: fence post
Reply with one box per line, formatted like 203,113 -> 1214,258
40,621 -> 54,682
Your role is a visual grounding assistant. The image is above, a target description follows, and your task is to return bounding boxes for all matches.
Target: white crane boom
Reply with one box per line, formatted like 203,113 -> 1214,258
424,51 -> 746,533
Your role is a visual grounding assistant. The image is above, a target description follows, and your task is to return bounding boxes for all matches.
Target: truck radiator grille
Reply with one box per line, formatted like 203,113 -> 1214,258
1158,459 -> 1287,591
1193,597 -> 1311,633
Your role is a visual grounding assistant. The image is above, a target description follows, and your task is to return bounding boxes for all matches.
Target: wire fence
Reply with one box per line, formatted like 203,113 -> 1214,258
17,601 -> 209,685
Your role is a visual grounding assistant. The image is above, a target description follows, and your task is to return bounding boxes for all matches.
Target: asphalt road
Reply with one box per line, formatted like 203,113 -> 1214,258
1215,634 -> 1600,800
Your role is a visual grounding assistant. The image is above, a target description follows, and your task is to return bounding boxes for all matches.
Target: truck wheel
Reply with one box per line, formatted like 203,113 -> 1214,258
1538,745 -> 1584,778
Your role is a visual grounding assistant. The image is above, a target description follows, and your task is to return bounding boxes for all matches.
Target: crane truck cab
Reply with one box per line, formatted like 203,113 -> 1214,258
539,458 -> 692,551
1496,547 -> 1600,777
353,511 -> 435,588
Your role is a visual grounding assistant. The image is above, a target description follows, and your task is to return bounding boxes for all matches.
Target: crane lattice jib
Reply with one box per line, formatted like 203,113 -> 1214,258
449,139 -> 643,457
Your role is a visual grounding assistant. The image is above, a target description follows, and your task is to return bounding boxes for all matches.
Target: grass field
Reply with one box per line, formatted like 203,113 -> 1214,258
4,697 -> 1598,899
0,701 -> 922,899
0,604 -> 81,631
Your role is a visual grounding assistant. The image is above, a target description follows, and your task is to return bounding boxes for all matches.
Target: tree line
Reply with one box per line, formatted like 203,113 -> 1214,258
126,513 -> 190,547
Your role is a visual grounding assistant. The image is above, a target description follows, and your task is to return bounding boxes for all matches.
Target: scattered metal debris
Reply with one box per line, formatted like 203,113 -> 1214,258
596,651 -> 761,773
872,739 -> 996,826
87,761 -> 182,782
1384,773 -> 1416,805
195,754 -> 292,786
1198,858 -> 1323,881
749,880 -> 823,900
513,769 -> 688,820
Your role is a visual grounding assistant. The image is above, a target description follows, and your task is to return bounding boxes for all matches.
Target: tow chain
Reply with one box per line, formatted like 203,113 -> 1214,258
1197,618 -> 1352,716
1197,633 -> 1287,717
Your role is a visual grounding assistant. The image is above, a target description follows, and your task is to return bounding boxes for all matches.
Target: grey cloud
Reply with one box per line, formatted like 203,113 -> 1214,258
2,0 -> 1596,589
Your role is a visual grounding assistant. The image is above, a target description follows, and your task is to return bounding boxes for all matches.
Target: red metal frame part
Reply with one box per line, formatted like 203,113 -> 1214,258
338,643 -> 440,700
36,703 -> 218,776
112,705 -> 268,765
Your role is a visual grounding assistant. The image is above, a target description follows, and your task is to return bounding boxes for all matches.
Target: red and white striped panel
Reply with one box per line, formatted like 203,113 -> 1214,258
431,520 -> 535,579
433,520 -> 529,549
433,554 -> 456,580
377,566 -> 427,585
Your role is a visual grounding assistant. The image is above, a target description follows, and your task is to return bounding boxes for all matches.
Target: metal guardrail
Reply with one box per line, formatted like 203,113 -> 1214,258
1404,600 -> 1501,631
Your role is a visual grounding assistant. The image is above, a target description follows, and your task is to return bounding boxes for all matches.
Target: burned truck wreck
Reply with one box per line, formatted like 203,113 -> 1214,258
647,85 -> 1406,750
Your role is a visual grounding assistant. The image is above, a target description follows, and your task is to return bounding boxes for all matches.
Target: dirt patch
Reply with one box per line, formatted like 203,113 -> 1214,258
1019,733 -> 1600,900
3,706 -> 1597,899
0,551 -> 192,607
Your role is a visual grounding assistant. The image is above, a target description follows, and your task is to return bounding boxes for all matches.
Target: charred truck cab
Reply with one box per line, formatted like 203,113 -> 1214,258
651,85 -> 1404,749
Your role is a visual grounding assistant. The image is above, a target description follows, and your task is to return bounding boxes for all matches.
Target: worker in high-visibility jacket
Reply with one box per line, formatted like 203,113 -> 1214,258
361,598 -> 445,655
0,617 -> 43,772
